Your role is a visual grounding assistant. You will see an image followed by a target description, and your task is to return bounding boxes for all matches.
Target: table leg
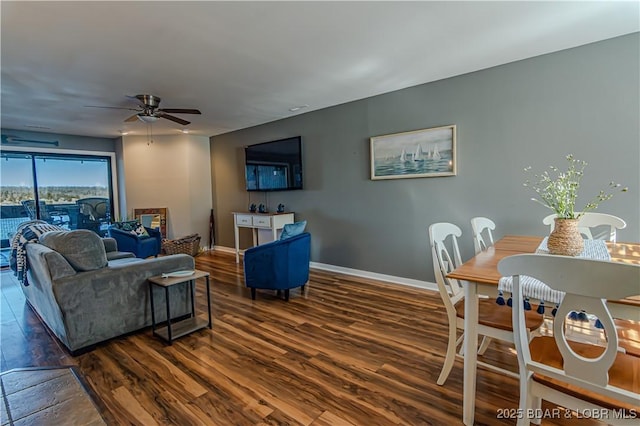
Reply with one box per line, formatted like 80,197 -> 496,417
252,228 -> 257,247
206,276 -> 212,329
190,280 -> 195,318
165,286 -> 172,344
463,280 -> 479,425
149,283 -> 156,335
234,224 -> 240,263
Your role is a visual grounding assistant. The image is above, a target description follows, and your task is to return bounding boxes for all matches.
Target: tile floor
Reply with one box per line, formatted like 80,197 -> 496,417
1,367 -> 105,426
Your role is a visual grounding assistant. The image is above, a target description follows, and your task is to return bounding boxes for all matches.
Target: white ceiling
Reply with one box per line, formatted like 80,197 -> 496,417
2,1 -> 638,139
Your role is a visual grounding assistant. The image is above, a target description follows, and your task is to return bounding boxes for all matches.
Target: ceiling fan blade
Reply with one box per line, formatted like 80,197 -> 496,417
158,113 -> 190,126
85,105 -> 140,111
124,114 -> 140,122
158,108 -> 201,114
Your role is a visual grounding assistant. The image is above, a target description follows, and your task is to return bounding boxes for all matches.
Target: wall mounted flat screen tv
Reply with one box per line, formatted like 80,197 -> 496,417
245,136 -> 303,191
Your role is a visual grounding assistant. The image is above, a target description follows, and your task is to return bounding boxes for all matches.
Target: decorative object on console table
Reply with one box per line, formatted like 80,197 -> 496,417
249,203 -> 257,213
258,203 -> 267,213
547,218 -> 583,256
277,203 -> 285,213
524,154 -> 627,256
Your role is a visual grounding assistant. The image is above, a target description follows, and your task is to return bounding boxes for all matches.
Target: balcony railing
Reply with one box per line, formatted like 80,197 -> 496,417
0,199 -> 111,247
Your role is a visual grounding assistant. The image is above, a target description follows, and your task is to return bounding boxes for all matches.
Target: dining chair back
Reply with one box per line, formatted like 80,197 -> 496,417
470,217 -> 496,254
428,222 -> 544,385
542,212 -> 626,242
499,254 -> 640,426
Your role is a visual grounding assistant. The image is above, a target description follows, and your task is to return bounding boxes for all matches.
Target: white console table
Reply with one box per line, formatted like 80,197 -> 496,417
232,212 -> 294,263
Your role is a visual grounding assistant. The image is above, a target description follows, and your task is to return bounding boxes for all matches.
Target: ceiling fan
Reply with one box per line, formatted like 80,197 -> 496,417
86,94 -> 201,126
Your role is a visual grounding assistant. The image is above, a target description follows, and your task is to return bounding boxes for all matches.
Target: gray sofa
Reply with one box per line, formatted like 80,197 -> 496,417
22,229 -> 195,354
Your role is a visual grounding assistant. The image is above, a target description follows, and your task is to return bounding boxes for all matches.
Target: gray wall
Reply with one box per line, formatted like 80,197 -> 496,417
210,33 -> 640,283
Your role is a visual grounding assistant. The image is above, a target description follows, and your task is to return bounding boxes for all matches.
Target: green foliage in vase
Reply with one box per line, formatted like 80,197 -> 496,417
523,154 -> 627,219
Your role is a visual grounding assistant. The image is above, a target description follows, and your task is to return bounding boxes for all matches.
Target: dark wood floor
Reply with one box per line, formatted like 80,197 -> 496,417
0,251 -> 604,425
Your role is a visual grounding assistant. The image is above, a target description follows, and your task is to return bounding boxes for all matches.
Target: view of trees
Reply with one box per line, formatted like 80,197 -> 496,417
0,186 -> 109,205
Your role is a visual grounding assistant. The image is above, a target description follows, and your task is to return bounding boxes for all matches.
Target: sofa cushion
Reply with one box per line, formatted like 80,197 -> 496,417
106,251 -> 136,261
39,230 -> 108,271
280,221 -> 307,240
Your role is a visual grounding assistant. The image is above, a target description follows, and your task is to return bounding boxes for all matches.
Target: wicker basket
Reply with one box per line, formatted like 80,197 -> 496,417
162,234 -> 201,256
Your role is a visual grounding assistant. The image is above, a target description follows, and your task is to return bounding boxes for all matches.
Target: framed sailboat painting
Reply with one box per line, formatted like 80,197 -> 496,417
370,124 -> 457,180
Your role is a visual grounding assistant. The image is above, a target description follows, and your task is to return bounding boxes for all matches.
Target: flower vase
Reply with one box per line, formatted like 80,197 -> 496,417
547,218 -> 584,256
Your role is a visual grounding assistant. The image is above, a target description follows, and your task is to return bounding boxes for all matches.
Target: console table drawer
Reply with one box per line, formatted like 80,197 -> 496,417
232,211 -> 295,263
252,216 -> 271,227
236,215 -> 252,226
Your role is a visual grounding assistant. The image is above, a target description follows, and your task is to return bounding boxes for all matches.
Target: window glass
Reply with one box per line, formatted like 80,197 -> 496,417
0,151 -> 114,251
35,155 -> 112,234
0,153 -> 36,247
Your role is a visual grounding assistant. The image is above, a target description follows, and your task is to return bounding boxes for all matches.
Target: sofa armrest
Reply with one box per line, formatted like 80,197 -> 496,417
146,227 -> 161,239
145,227 -> 162,250
26,243 -> 76,284
102,237 -> 118,253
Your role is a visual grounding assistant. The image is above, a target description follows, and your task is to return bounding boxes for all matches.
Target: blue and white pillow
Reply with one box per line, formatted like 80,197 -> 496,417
280,221 -> 307,240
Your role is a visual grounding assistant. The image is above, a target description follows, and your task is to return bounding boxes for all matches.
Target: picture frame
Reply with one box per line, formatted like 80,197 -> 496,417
133,207 -> 167,238
370,124 -> 457,180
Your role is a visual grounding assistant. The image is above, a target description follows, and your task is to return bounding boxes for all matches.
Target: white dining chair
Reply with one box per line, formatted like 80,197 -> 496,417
428,222 -> 544,385
470,216 -> 498,354
470,217 -> 496,255
499,254 -> 640,426
542,212 -> 626,242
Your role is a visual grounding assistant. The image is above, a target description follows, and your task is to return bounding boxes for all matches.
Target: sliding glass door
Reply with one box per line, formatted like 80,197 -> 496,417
0,151 -> 114,247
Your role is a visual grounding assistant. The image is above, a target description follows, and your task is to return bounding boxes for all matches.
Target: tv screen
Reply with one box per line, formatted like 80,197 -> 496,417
245,136 -> 303,191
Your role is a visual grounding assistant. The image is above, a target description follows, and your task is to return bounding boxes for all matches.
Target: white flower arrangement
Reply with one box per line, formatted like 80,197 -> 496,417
523,154 -> 627,219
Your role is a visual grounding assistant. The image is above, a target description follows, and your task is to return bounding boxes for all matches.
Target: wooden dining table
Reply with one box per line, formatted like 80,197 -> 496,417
446,235 -> 640,426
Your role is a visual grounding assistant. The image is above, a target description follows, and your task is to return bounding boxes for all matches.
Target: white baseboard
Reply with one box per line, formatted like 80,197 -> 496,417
212,245 -> 437,291
213,245 -> 237,255
309,261 -> 437,291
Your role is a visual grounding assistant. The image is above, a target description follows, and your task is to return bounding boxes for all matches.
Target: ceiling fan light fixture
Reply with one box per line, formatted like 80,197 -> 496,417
138,115 -> 159,123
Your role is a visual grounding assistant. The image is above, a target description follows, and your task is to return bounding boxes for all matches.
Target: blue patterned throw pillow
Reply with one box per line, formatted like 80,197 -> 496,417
115,220 -> 149,237
280,221 -> 307,240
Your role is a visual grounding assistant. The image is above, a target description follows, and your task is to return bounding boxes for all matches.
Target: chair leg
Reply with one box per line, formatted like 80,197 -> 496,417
284,289 -> 290,301
251,288 -> 256,300
301,285 -> 305,293
437,323 -> 459,385
517,379 -> 535,426
478,336 -> 492,355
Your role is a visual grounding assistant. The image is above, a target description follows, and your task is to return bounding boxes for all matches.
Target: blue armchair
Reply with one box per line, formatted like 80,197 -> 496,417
108,223 -> 162,258
243,232 -> 311,301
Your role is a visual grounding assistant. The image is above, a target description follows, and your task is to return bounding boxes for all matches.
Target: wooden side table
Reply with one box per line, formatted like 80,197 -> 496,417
148,270 -> 212,344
